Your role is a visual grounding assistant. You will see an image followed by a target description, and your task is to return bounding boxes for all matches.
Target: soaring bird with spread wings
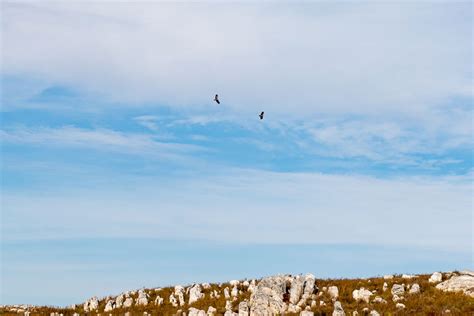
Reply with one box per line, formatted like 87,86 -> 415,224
259,111 -> 264,120
214,94 -> 220,104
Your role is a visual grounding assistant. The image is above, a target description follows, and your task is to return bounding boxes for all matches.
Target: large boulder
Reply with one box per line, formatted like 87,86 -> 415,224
290,276 -> 305,304
189,284 -> 205,304
352,288 -> 372,303
104,300 -> 115,312
303,274 -> 316,297
408,283 -> 421,294
169,294 -> 178,307
239,300 -> 249,316
429,272 -> 443,283
136,289 -> 148,306
115,294 -> 124,308
436,271 -> 474,297
249,275 -> 287,315
123,297 -> 133,308
83,297 -> 99,312
391,284 -> 405,296
332,301 -> 345,316
175,285 -> 186,306
328,286 -> 339,300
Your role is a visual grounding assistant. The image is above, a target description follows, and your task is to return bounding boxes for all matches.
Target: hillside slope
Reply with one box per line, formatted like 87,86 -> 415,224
2,270 -> 473,315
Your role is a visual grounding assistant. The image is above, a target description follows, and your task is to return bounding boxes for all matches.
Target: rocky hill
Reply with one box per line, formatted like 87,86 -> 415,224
2,270 -> 473,315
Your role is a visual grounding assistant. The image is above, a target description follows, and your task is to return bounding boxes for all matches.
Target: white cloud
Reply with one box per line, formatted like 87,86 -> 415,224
0,126 -> 202,157
2,169 -> 472,252
2,2 -> 471,115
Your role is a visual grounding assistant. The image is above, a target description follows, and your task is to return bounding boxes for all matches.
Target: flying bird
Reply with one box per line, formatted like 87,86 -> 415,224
259,111 -> 264,120
214,94 -> 220,104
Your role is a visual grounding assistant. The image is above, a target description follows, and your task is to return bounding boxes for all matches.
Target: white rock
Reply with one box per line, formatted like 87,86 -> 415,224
328,286 -> 339,300
287,304 -> 301,313
310,300 -> 317,308
207,306 -> 217,316
189,284 -> 205,304
436,274 -> 474,297
231,285 -> 239,297
202,283 -> 211,290
409,283 -> 421,294
300,311 -> 314,316
104,300 -> 115,312
188,307 -> 207,316
225,300 -> 233,311
382,282 -> 388,292
392,294 -> 404,302
352,312 -> 359,316
123,297 -> 133,308
136,289 -> 148,306
230,280 -> 240,286
429,272 -> 443,283
319,300 -> 326,306
154,296 -> 164,305
396,303 -> 406,309
402,274 -> 416,279
243,281 -> 250,287
383,275 -> 393,279
372,296 -> 387,304
83,297 -> 99,312
249,275 -> 287,315
224,287 -> 231,299
352,288 -> 372,303
460,270 -> 474,277
174,285 -> 186,306
238,301 -> 249,316
169,294 -> 178,307
369,311 -> 380,316
303,274 -> 316,296
332,301 -> 345,316
247,284 -> 256,293
391,284 -> 405,296
290,276 -> 305,304
115,294 -> 124,308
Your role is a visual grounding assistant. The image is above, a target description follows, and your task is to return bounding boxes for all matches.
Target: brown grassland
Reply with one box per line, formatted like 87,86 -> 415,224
1,273 -> 473,315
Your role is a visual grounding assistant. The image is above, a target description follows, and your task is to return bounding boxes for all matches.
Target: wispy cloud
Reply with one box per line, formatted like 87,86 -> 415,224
1,126 -> 202,157
133,115 -> 160,131
3,168 -> 472,252
2,2 -> 471,115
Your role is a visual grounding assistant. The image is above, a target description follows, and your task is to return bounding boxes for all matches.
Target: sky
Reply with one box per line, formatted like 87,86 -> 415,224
1,0 -> 473,306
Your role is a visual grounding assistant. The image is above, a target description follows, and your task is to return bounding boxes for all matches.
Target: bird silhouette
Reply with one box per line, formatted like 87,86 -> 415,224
214,94 -> 220,104
259,111 -> 264,120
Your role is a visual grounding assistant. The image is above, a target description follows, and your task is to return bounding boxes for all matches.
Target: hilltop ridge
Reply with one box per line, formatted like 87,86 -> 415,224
2,270 -> 473,315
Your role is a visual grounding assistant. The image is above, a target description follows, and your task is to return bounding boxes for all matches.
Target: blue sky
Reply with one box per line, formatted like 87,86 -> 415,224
1,1 -> 473,306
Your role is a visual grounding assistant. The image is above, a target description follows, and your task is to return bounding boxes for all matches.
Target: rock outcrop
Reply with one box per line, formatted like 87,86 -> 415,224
429,272 -> 442,283
436,270 -> 474,297
249,275 -> 287,315
189,284 -> 205,304
3,270 -> 473,316
352,288 -> 372,303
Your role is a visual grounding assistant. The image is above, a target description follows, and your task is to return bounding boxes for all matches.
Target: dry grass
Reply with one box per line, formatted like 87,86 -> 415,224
1,274 -> 473,315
